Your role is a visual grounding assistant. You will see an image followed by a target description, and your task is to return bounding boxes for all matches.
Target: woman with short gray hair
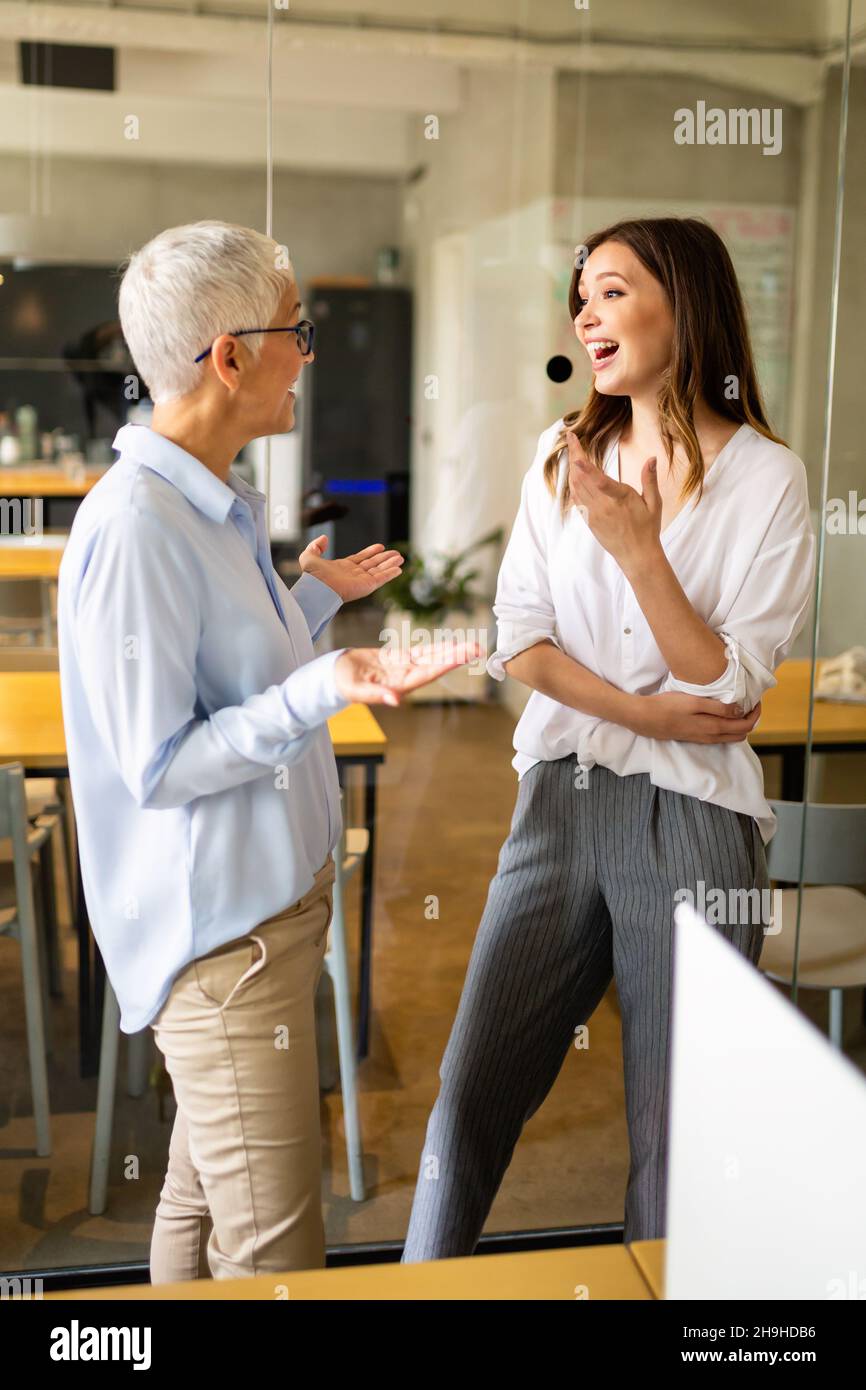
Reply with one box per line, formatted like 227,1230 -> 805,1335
58,219 -> 473,1281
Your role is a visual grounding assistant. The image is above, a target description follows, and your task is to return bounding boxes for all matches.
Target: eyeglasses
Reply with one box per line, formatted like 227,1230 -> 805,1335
193,319 -> 315,364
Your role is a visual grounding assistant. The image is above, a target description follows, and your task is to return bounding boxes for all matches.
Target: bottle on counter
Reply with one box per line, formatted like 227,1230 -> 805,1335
15,405 -> 38,462
58,434 -> 85,482
0,412 -> 21,466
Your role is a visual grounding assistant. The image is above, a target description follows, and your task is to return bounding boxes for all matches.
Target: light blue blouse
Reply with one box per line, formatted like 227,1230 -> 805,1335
57,423 -> 350,1032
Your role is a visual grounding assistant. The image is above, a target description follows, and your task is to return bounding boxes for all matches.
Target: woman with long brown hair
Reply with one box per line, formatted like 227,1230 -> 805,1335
403,217 -> 816,1254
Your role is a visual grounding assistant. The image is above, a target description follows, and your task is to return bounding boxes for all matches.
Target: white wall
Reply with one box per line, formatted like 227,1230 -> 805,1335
0,152 -> 403,274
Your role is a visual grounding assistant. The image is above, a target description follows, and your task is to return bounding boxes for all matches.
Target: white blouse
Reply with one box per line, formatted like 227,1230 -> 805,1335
485,419 -> 817,843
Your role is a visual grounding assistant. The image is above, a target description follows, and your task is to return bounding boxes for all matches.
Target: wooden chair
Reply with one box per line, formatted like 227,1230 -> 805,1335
0,763 -> 54,1154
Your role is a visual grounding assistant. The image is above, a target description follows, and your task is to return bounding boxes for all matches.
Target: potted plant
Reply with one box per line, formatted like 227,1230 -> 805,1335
380,526 -> 504,701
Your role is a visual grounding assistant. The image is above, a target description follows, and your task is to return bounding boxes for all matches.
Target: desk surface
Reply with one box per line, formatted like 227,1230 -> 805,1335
0,466 -> 107,497
0,547 -> 64,579
629,1239 -> 666,1298
1,660 -> 860,768
749,658 -> 866,748
46,1242 -> 657,1301
0,670 -> 387,767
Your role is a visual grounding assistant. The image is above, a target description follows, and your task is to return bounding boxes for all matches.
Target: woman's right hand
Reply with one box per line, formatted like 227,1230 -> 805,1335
334,641 -> 481,707
627,691 -> 762,744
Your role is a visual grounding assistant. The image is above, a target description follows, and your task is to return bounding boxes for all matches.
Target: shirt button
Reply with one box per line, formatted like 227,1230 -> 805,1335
623,626 -> 632,635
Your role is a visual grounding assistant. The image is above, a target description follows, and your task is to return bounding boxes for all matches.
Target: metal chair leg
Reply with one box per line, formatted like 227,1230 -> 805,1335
315,972 -> 338,1093
38,835 -> 63,997
89,984 -> 121,1215
329,842 -> 365,1202
126,1030 -> 150,1098
829,988 -> 844,1050
17,867 -> 52,1156
30,861 -> 54,1058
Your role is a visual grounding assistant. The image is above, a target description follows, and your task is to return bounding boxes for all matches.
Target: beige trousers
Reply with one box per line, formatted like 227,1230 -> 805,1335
149,856 -> 336,1283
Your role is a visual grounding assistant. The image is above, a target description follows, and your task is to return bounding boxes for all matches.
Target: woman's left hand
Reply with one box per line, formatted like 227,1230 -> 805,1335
299,536 -> 405,601
566,428 -> 663,573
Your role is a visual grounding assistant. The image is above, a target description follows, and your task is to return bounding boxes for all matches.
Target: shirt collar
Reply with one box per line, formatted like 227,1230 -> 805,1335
225,467 -> 266,512
111,423 -> 264,524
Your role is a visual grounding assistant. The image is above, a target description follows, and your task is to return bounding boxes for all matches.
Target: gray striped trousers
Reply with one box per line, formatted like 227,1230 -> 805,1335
402,757 -> 768,1259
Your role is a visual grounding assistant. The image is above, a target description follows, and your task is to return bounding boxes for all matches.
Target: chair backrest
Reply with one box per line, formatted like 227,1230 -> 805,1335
0,763 -> 43,948
0,762 -> 37,920
767,801 -> 866,886
0,759 -> 29,835
0,579 -> 44,620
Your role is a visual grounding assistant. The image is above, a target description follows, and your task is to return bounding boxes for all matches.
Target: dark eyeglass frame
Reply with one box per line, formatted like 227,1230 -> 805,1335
193,319 -> 315,364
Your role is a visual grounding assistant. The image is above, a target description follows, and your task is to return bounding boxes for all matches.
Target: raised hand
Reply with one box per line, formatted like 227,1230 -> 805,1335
299,535 -> 405,602
566,428 -> 662,574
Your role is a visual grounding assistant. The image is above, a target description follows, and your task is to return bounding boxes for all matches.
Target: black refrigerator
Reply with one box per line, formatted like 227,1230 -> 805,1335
301,285 -> 412,557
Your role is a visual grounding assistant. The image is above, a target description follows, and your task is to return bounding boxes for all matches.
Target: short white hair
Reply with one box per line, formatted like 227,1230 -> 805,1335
117,220 -> 295,404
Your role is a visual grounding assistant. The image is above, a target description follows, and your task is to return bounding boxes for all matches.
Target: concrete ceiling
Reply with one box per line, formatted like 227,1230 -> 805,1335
0,0 -> 861,176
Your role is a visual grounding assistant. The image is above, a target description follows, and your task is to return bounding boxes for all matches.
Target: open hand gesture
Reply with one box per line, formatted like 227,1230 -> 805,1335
335,640 -> 482,707
299,535 -> 405,602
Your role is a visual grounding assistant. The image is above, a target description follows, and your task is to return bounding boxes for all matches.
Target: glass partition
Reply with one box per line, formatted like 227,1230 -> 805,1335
784,0 -> 866,1042
0,0 -> 861,1284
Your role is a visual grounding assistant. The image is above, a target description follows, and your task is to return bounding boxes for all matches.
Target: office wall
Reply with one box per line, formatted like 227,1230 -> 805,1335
0,153 -> 402,283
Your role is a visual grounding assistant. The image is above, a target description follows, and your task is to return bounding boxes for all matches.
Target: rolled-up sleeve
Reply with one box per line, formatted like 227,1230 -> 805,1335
661,464 -> 817,710
73,508 -> 349,811
486,432 -> 562,682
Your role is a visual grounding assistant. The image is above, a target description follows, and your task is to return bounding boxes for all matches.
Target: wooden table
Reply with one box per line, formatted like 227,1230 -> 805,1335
0,543 -> 65,581
749,658 -> 866,797
0,465 -> 107,496
629,1238 -> 666,1298
46,1240 -> 659,1300
0,671 -> 386,1076
0,465 -> 108,529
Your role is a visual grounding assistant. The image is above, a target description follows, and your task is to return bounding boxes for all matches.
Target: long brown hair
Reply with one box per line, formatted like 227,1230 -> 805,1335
543,217 -> 785,517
